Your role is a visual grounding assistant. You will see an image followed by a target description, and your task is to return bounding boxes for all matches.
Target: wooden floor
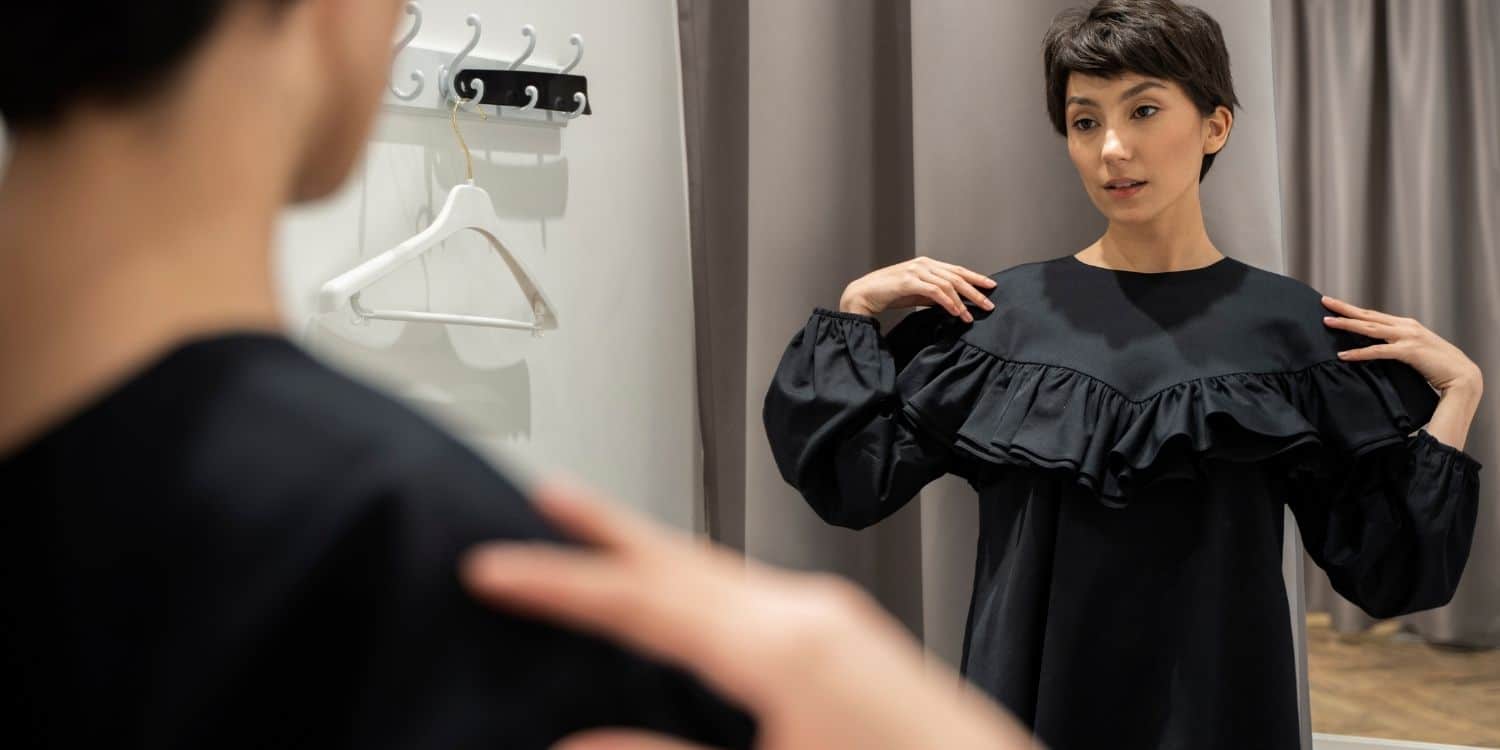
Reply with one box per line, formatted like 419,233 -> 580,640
1307,612 -> 1500,747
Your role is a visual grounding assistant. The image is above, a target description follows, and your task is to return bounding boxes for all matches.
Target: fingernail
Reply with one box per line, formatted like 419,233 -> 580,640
1323,316 -> 1333,322
1337,351 -> 1348,358
985,300 -> 996,310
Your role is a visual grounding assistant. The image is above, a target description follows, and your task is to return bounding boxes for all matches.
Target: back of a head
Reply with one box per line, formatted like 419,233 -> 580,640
0,1 -> 401,203
0,2 -> 297,134
1042,0 -> 1240,182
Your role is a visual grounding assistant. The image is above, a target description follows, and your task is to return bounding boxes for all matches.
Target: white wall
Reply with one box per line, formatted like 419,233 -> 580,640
278,0 -> 702,530
0,1 -> 700,528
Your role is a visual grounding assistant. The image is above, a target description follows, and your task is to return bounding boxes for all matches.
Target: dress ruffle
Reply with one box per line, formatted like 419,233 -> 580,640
893,333 -> 1441,507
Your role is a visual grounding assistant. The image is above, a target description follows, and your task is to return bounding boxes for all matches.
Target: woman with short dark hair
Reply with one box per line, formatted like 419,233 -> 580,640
765,1 -> 1484,747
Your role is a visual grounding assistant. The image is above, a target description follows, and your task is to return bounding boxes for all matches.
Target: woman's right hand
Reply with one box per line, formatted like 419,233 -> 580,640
839,257 -> 997,322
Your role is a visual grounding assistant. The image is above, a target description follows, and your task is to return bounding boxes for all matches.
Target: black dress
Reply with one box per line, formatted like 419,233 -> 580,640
0,334 -> 755,749
763,254 -> 1482,749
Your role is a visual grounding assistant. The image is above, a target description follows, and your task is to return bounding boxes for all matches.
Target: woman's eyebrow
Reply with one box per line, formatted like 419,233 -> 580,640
1066,80 -> 1168,108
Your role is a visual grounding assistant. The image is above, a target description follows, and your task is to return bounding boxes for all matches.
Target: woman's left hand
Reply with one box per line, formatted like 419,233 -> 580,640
461,478 -> 1034,750
1322,295 -> 1483,395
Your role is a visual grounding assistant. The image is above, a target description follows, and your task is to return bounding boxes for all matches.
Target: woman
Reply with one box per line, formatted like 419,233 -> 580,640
763,1 -> 1484,748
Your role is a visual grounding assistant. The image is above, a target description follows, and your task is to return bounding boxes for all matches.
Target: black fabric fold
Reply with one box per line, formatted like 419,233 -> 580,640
892,315 -> 1442,506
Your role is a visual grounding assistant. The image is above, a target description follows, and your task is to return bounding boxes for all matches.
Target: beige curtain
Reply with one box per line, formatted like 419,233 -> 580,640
681,0 -> 1303,746
1272,0 -> 1500,648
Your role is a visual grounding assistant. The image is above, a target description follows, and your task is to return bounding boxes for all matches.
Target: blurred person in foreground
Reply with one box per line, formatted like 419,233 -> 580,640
0,1 -> 1035,748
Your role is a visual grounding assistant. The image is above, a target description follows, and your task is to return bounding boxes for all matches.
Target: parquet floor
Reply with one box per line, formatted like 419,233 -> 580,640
1307,612 -> 1500,747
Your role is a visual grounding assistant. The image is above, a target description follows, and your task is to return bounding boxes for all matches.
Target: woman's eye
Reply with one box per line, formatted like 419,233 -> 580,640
1072,107 -> 1153,131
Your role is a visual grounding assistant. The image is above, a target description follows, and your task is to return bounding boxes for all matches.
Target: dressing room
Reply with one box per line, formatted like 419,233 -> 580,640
1,1 -> 1494,749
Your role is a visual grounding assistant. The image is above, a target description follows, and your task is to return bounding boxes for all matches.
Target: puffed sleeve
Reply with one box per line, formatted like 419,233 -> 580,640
762,307 -> 959,529
1288,427 -> 1483,619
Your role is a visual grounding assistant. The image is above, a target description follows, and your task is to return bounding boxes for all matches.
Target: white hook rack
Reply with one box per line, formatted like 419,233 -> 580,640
381,4 -> 590,127
509,25 -> 538,70
560,34 -> 585,75
437,14 -> 484,103
389,2 -> 425,101
563,92 -> 587,119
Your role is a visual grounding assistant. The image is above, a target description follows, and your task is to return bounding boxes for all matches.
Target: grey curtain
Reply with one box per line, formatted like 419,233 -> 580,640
681,0 -> 929,631
678,0 -> 750,550
1272,0 -> 1500,648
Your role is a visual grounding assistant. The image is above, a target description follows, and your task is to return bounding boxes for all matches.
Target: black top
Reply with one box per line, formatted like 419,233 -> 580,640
764,254 -> 1483,750
1,334 -> 755,749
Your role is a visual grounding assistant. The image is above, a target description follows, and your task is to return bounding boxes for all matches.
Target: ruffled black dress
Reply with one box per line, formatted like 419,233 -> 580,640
763,254 -> 1482,749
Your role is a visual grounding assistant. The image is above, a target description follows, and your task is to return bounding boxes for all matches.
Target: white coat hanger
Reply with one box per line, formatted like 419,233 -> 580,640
318,98 -> 559,335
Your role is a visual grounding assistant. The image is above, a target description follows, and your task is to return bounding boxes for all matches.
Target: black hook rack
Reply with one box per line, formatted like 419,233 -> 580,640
455,69 -> 593,116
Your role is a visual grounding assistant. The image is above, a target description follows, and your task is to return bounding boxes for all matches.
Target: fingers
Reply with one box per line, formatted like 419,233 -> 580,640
1322,314 -> 1397,340
942,263 -> 999,291
1337,343 -> 1400,362
555,729 -> 722,750
1321,295 -> 1401,324
526,477 -> 666,555
463,481 -> 740,686
463,543 -> 642,633
932,268 -> 996,313
912,270 -> 972,319
462,539 -> 733,678
462,536 -> 762,714
914,275 -> 968,321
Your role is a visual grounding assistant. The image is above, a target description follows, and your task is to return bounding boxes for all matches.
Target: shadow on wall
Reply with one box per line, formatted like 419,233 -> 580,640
303,316 -> 534,441
297,111 -> 574,443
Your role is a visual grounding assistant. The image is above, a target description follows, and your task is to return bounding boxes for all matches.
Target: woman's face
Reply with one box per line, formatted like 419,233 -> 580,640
1063,72 -> 1231,225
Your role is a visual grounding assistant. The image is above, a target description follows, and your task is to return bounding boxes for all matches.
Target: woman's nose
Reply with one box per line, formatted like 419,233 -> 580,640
1101,128 -> 1131,162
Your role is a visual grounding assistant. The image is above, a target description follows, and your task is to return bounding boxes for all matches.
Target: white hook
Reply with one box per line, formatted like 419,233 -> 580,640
560,34 -> 584,75
518,85 -> 540,112
440,14 -> 483,101
389,2 -> 425,101
563,91 -> 587,119
455,79 -> 487,115
508,24 -> 537,70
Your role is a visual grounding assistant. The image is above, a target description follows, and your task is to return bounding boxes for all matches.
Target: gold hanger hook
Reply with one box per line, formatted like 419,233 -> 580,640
450,92 -> 488,182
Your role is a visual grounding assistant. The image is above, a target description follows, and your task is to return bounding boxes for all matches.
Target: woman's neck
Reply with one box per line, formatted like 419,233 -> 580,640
0,120 -> 287,455
1084,183 -> 1222,272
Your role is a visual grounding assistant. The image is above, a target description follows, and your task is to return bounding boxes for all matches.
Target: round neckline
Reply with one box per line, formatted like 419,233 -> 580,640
1066,253 -> 1233,276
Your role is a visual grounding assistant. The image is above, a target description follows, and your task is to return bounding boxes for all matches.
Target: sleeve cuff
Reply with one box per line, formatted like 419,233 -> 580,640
811,307 -> 880,327
1414,428 -> 1484,474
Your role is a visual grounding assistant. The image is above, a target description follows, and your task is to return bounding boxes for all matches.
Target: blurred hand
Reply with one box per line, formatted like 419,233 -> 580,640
840,257 -> 997,322
462,478 -> 1038,750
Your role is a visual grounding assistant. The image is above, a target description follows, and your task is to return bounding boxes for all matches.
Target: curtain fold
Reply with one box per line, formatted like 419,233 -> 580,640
1272,0 -> 1500,648
678,0 -> 750,552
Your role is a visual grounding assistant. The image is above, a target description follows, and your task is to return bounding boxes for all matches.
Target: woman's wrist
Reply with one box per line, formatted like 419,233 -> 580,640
1426,371 -> 1482,451
1439,368 -> 1484,404
839,285 -> 878,317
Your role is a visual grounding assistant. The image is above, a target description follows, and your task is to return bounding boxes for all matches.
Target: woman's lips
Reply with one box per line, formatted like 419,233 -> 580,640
1105,181 -> 1147,198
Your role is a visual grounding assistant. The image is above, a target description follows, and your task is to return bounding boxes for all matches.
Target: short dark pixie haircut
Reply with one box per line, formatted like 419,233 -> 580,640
1,1 -> 298,133
1042,0 -> 1240,182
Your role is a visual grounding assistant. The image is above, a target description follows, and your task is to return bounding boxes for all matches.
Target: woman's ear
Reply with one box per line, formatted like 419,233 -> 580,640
1204,105 -> 1233,155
